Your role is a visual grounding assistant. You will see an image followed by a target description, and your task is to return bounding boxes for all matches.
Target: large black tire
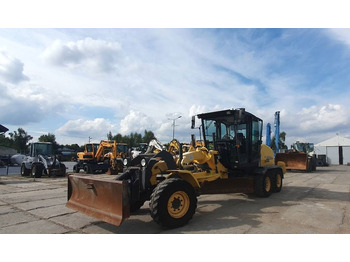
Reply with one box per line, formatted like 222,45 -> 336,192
311,158 -> 317,171
21,163 -> 30,176
59,163 -> 66,177
84,164 -> 92,174
254,172 -> 272,197
271,170 -> 283,193
31,164 -> 43,178
150,178 -> 197,228
73,164 -> 80,173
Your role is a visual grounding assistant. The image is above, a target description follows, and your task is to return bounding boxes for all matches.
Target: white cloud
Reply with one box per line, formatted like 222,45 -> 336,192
56,118 -> 116,143
297,104 -> 349,131
0,83 -> 61,125
327,29 -> 350,47
271,104 -> 350,146
42,37 -> 122,73
2,28 -> 350,148
0,50 -> 29,84
119,110 -> 156,135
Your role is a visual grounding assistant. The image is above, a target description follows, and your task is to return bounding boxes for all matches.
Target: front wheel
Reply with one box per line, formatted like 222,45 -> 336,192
254,173 -> 272,197
31,164 -> 43,178
84,164 -> 92,174
73,164 -> 80,173
150,178 -> 197,228
21,163 -> 30,176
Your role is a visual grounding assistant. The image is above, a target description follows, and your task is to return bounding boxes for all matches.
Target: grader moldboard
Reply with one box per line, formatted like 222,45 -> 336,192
66,108 -> 286,228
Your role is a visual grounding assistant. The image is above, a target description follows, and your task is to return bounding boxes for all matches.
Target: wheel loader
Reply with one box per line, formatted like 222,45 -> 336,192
275,141 -> 317,172
66,108 -> 286,228
21,142 -> 66,178
73,140 -> 129,174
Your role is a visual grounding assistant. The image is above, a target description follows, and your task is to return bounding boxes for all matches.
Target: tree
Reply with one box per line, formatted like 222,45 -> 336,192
8,128 -> 33,153
107,131 -> 113,140
64,143 -> 83,152
38,133 -> 59,153
106,130 -> 157,147
0,134 -> 13,148
271,131 -> 288,151
142,130 -> 155,144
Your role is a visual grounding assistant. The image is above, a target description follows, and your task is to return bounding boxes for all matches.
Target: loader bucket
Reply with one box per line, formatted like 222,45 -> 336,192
275,152 -> 308,171
66,174 -> 130,226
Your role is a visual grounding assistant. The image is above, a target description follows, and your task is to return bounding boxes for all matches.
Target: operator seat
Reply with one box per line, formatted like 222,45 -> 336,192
236,133 -> 246,153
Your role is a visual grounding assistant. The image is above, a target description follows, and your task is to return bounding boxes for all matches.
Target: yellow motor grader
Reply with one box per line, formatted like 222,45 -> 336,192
67,108 -> 286,228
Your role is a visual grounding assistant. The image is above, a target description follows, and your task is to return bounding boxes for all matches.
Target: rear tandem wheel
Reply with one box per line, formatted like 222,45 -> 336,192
271,170 -> 283,193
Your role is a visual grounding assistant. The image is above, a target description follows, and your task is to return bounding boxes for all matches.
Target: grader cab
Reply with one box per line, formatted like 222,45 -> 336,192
67,108 -> 285,228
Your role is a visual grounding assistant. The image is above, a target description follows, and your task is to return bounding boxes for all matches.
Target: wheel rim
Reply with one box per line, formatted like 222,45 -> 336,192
276,174 -> 282,188
31,166 -> 36,177
167,191 -> 190,218
265,176 -> 271,192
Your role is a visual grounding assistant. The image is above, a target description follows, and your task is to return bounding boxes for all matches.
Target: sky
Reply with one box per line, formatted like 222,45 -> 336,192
1,28 -> 350,147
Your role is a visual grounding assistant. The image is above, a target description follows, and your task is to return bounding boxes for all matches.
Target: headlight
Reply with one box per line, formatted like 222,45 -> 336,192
123,158 -> 128,166
140,158 -> 146,167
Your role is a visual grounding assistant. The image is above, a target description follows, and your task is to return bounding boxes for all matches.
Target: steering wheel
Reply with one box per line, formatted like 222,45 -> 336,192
222,134 -> 234,140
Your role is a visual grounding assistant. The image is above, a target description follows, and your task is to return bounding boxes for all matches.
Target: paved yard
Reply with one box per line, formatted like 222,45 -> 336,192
0,165 -> 349,234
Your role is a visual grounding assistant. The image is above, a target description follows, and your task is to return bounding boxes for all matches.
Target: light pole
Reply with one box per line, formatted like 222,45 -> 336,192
168,116 -> 182,140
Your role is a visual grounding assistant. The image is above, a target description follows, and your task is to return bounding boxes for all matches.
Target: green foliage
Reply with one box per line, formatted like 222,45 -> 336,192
271,131 -> 288,151
7,128 -> 33,153
143,130 -> 156,144
0,134 -> 13,148
62,143 -> 83,152
107,130 -> 156,147
38,133 -> 59,154
1,127 -> 157,155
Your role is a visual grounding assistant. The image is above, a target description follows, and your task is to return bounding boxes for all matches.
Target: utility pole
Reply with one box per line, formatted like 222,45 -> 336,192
168,116 -> 182,140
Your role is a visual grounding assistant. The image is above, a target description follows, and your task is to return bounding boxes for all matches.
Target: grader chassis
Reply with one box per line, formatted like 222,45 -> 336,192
67,108 -> 286,228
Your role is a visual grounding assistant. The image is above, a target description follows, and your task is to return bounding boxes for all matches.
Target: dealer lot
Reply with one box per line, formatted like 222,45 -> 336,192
0,165 -> 349,234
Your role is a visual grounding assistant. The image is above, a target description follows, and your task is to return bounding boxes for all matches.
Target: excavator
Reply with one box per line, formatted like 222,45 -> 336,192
67,108 -> 286,228
73,140 -> 129,174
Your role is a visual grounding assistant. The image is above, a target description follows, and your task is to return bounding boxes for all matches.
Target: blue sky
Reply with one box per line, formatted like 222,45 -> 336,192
1,28 -> 350,146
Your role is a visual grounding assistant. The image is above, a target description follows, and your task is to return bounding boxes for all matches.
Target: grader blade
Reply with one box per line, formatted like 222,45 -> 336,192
275,152 -> 308,171
66,175 -> 130,226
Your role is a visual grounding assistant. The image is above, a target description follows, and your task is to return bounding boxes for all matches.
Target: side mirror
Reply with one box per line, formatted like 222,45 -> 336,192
191,115 -> 196,129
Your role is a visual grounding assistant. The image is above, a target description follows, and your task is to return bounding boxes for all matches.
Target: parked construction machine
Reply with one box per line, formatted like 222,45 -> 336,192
131,143 -> 149,158
275,141 -> 317,172
73,140 -> 129,174
21,142 -> 66,177
66,108 -> 286,228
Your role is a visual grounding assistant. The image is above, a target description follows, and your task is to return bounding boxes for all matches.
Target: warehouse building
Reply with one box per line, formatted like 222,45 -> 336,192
315,135 -> 350,165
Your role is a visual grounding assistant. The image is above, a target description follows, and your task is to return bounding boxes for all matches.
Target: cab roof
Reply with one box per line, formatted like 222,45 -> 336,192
197,108 -> 262,124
